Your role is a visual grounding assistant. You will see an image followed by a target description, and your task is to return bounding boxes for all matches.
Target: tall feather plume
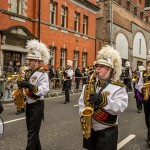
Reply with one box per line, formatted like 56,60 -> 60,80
26,39 -> 51,64
96,45 -> 122,81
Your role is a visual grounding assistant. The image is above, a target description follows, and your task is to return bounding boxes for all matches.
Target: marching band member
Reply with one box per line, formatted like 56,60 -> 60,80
63,60 -> 73,104
123,61 -> 132,92
137,55 -> 150,147
17,39 -> 50,150
133,67 -> 145,113
78,45 -> 128,150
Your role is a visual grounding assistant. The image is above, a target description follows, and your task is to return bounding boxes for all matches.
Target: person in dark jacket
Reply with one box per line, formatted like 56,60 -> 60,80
75,66 -> 82,90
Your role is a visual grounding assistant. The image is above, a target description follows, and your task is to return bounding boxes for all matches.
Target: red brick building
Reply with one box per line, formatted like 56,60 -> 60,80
0,0 -> 99,71
96,0 -> 150,70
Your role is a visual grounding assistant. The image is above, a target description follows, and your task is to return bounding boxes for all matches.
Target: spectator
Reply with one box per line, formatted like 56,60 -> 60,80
13,58 -> 21,73
55,67 -> 60,89
49,64 -> 55,89
0,67 -> 5,100
7,61 -> 14,74
75,66 -> 82,90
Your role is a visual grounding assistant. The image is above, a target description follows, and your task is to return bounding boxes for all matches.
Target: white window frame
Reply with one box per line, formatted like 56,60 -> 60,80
49,47 -> 55,66
82,53 -> 87,68
50,2 -> 56,25
73,51 -> 79,70
83,15 -> 88,35
74,12 -> 80,32
11,0 -> 24,15
61,6 -> 67,28
60,49 -> 66,70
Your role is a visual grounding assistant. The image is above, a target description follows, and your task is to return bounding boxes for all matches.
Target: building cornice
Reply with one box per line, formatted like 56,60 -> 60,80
69,0 -> 100,14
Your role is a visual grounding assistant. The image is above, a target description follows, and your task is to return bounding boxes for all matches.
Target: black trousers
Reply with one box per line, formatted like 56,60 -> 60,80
124,79 -> 132,92
75,78 -> 80,89
143,100 -> 150,139
64,80 -> 71,102
26,101 -> 44,150
83,126 -> 118,150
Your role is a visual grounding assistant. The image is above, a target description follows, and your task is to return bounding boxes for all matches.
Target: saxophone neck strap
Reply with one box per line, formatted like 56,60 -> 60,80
97,78 -> 111,94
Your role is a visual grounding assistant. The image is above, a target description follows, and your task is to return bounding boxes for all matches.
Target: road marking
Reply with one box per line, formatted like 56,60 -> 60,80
74,104 -> 79,107
117,134 -> 136,150
4,117 -> 26,124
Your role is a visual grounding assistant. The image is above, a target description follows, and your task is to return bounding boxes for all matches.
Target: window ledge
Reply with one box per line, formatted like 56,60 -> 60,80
144,7 -> 150,11
83,35 -> 88,39
50,26 -> 58,30
74,33 -> 80,37
61,29 -> 68,34
11,16 -> 25,22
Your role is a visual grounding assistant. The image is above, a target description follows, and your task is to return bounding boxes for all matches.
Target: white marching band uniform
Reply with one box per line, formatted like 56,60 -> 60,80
79,80 -> 128,131
25,70 -> 49,104
78,45 -> 128,150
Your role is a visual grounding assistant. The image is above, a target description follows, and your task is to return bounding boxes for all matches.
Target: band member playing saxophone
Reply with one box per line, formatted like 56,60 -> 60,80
78,45 -> 128,150
137,55 -> 150,147
17,39 -> 50,150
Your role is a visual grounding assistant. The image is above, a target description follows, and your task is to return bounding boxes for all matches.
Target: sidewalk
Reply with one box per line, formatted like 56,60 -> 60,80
1,87 -> 82,104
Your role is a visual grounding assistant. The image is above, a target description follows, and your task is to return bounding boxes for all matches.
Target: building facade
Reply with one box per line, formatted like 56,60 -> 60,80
96,0 -> 150,70
0,0 -> 99,71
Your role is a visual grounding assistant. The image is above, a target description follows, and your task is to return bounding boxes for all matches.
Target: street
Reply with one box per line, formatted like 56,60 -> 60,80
0,92 -> 149,150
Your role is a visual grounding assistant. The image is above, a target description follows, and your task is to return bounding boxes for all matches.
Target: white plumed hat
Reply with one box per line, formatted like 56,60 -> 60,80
125,61 -> 130,67
138,66 -> 146,72
26,39 -> 51,64
67,60 -> 73,67
94,45 -> 122,81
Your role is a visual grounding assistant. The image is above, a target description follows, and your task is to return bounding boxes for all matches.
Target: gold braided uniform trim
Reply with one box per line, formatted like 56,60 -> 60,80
99,93 -> 107,107
110,81 -> 125,87
38,68 -> 47,73
32,86 -> 38,93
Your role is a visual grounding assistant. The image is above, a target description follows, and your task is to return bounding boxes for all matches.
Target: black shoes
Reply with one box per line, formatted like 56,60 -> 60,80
137,110 -> 142,113
64,101 -> 70,104
16,111 -> 22,115
16,108 -> 25,115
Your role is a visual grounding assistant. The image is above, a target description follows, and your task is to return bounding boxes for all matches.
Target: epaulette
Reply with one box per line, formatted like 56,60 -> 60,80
110,81 -> 125,87
38,68 -> 47,73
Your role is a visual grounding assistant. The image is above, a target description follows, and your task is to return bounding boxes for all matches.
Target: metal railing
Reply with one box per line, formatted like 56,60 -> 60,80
48,76 -> 88,97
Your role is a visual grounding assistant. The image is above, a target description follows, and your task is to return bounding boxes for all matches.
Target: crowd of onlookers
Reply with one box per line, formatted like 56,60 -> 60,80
0,62 -> 95,101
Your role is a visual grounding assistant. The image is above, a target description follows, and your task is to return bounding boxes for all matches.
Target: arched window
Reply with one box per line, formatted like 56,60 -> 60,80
133,32 -> 147,59
116,33 -> 128,59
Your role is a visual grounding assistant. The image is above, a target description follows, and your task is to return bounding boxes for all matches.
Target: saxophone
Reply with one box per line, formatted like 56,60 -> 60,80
143,68 -> 150,101
12,66 -> 29,97
81,71 -> 95,139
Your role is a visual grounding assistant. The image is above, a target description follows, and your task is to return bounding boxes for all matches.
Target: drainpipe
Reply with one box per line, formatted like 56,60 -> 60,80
38,0 -> 41,41
110,0 -> 113,46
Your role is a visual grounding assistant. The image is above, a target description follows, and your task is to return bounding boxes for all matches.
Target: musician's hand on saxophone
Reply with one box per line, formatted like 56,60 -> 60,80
17,81 -> 35,91
89,93 -> 103,105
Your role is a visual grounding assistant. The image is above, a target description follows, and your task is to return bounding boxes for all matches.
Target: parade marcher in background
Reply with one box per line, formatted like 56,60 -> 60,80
78,45 -> 128,150
75,66 -> 82,90
137,55 -> 150,147
63,60 -> 73,104
123,61 -> 132,92
133,68 -> 143,113
17,39 -> 50,150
